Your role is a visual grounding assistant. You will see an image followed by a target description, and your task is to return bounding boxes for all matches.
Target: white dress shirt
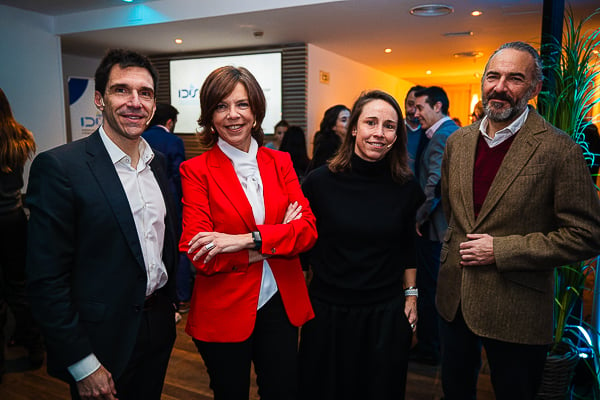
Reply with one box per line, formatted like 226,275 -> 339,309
68,127 -> 168,381
217,137 -> 278,310
479,107 -> 529,148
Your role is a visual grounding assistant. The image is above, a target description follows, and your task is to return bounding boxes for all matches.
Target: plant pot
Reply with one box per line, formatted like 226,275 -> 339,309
536,346 -> 579,400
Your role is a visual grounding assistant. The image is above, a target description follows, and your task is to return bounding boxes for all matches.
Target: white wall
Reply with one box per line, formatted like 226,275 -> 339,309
307,44 -> 414,152
0,5 -> 66,187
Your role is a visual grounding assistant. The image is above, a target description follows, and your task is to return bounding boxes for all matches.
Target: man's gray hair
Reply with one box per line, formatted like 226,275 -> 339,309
484,41 -> 544,85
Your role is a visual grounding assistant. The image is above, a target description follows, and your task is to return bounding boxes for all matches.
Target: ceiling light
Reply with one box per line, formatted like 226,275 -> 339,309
384,48 -> 392,54
122,0 -> 133,2
453,51 -> 484,58
426,70 -> 432,75
410,4 -> 454,17
471,10 -> 483,16
174,38 -> 183,44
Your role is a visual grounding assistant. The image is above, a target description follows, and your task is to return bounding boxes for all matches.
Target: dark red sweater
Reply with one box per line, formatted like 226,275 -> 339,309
473,134 -> 516,217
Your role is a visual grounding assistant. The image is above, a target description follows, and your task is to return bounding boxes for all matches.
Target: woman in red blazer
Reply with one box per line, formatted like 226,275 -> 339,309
179,66 -> 317,400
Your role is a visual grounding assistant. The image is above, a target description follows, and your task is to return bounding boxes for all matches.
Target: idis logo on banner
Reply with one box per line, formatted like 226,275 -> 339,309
69,77 -> 103,140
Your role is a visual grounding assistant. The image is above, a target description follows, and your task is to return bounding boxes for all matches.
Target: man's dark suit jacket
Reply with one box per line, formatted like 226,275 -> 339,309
26,130 -> 178,382
142,125 -> 186,216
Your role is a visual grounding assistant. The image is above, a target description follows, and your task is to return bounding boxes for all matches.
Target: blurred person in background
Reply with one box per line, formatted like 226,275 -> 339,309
143,103 -> 193,322
265,119 -> 288,150
0,88 -> 43,381
279,125 -> 310,182
306,104 -> 350,173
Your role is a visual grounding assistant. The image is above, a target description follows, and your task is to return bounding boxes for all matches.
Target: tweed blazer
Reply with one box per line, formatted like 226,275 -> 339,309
436,108 -> 600,345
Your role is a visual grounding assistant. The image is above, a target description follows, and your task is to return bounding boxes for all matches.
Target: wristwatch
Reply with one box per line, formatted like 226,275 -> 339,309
404,286 -> 418,298
251,231 -> 262,251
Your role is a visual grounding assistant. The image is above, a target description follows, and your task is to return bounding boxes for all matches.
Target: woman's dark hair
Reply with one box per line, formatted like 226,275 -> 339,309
197,66 -> 266,148
0,88 -> 36,173
274,119 -> 289,131
280,125 -> 310,175
329,90 -> 411,183
319,104 -> 349,134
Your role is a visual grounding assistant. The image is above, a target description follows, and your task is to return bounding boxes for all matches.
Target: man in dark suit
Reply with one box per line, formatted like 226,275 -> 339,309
142,103 -> 193,315
438,41 -> 600,400
404,85 -> 428,175
410,86 -> 459,365
26,49 -> 177,400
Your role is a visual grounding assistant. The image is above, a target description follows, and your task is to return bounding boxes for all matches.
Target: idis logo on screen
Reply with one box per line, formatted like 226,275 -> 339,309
177,85 -> 199,103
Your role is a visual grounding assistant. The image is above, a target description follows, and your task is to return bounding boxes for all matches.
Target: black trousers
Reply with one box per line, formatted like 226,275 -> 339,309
194,292 -> 299,400
414,235 -> 442,358
0,208 -> 42,367
70,292 -> 176,400
440,307 -> 548,400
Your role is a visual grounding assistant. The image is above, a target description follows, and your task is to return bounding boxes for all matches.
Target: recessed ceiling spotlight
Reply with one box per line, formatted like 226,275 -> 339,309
122,0 -> 133,3
426,70 -> 432,75
453,51 -> 484,58
384,48 -> 392,54
471,10 -> 483,16
410,4 -> 454,17
174,38 -> 183,45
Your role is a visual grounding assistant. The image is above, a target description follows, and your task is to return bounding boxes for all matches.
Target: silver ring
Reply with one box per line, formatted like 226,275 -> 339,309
205,242 -> 215,251
411,324 -> 415,329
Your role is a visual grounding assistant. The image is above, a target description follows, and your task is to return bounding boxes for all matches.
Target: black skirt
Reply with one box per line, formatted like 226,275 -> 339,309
298,295 -> 412,400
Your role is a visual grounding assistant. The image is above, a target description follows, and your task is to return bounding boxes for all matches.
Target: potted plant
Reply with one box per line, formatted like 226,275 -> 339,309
536,6 -> 600,399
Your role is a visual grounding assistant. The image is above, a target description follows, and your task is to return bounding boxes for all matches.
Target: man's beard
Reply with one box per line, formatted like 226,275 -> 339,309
483,85 -> 535,122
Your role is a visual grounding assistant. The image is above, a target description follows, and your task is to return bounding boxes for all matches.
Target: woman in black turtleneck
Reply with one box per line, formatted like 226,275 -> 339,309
299,90 -> 424,400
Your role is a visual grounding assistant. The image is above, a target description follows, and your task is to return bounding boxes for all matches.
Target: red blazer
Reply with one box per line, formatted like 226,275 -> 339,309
179,145 -> 317,342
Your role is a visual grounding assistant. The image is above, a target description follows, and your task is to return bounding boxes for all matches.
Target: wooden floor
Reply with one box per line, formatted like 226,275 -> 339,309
0,313 -> 495,399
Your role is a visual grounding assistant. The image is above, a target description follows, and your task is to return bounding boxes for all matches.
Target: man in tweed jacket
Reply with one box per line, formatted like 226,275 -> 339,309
437,41 -> 600,400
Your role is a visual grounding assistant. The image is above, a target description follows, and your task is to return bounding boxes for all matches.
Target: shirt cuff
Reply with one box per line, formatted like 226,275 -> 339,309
68,353 -> 101,382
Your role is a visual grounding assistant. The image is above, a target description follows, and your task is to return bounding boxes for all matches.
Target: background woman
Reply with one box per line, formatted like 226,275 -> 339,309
279,125 -> 310,182
306,104 -> 350,173
0,88 -> 43,379
299,90 -> 424,400
265,119 -> 288,150
179,66 -> 317,400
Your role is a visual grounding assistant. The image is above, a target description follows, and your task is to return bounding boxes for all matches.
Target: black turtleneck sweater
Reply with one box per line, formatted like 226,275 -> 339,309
301,154 -> 424,305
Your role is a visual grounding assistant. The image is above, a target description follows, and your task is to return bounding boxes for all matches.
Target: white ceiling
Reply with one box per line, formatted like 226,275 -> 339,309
1,0 -> 599,86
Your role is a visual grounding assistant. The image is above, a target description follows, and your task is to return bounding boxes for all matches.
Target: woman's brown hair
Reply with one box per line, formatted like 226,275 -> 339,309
196,66 -> 266,148
329,90 -> 411,183
0,88 -> 36,173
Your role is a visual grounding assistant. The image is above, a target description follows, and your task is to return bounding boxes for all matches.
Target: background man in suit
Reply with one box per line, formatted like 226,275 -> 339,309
143,103 -> 193,318
410,86 -> 459,365
437,41 -> 600,400
26,49 -> 178,400
404,85 -> 428,174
